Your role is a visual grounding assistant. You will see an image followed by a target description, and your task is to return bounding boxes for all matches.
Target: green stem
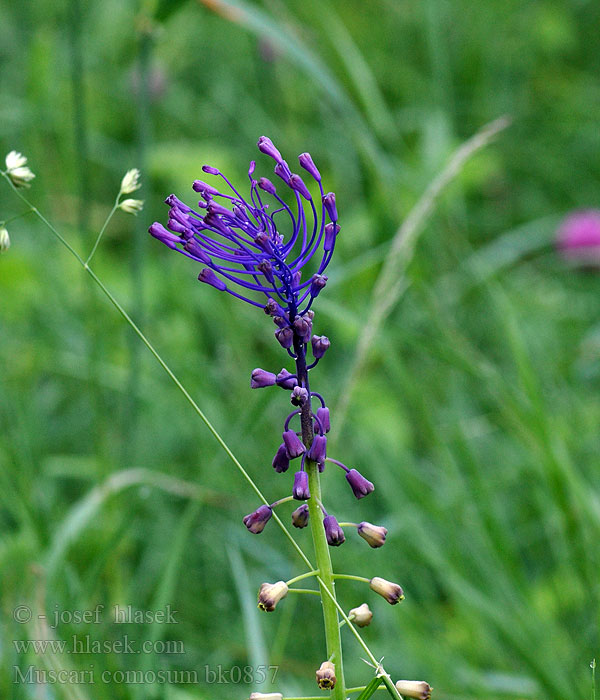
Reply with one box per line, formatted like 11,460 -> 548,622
288,588 -> 321,596
333,574 -> 370,584
286,570 -> 320,586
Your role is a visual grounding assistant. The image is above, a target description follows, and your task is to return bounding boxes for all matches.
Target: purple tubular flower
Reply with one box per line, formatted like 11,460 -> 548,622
192,180 -> 220,196
323,515 -> 345,546
298,152 -> 321,181
149,222 -> 180,249
311,335 -> 330,359
275,327 -> 294,349
291,386 -> 309,406
283,429 -> 305,458
257,135 -> 282,162
315,406 -> 330,433
345,469 -> 374,499
276,368 -> 298,389
202,165 -> 220,175
251,368 -> 277,388
307,435 -> 327,464
243,505 -> 272,534
289,173 -> 312,200
274,160 -> 291,183
272,444 -> 290,473
310,274 -> 328,297
291,504 -> 309,528
322,192 -> 337,221
258,177 -> 277,195
293,315 -> 312,343
324,222 -> 340,251
292,471 -> 310,500
198,268 -> 227,291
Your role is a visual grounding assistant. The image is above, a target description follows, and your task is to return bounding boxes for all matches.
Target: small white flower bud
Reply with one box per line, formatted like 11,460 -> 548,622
119,198 -> 144,215
0,226 -> 10,253
5,151 -> 35,188
257,581 -> 288,612
369,576 -> 404,605
120,168 -> 141,194
348,602 -> 373,627
5,151 -> 27,170
395,680 -> 432,699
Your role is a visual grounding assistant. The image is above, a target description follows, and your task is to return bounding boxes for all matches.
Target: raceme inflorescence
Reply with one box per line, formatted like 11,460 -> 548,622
149,137 -> 431,700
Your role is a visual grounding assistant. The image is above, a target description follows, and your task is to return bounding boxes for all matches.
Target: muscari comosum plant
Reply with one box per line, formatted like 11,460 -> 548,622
149,136 -> 432,700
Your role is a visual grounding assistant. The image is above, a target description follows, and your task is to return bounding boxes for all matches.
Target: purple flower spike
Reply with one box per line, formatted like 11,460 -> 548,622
243,504 -> 272,534
291,386 -> 309,406
198,268 -> 227,291
307,434 -> 327,464
251,368 -> 277,388
257,135 -> 282,162
298,152 -> 321,181
289,173 -> 312,200
272,444 -> 290,473
283,429 -> 306,458
323,515 -> 345,546
276,368 -> 298,389
291,504 -> 309,528
311,335 -> 330,359
292,471 -> 311,500
324,222 -> 340,251
275,327 -> 294,349
310,274 -> 328,297
202,165 -> 219,175
315,406 -> 330,433
345,468 -> 374,499
323,192 -> 338,222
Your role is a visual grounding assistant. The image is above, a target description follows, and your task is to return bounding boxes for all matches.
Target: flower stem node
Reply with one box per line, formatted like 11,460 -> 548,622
282,429 -> 306,459
315,406 -> 330,433
198,268 -> 227,291
323,515 -> 345,547
293,470 -> 311,500
272,444 -> 290,473
0,226 -> 10,253
5,151 -> 35,188
276,368 -> 298,389
120,168 -> 141,194
357,522 -> 388,548
243,505 -> 272,534
316,661 -> 336,690
348,603 -> 373,627
250,368 -> 277,388
394,680 -> 432,699
249,694 -> 283,700
311,335 -> 330,359
345,469 -> 374,499
290,386 -> 309,406
369,577 -> 404,605
257,581 -> 288,612
307,434 -> 327,465
291,504 -> 309,528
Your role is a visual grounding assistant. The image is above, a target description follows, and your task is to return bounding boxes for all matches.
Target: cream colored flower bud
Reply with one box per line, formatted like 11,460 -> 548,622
0,226 -> 10,253
257,581 -> 288,612
119,198 -> 144,215
357,521 -> 387,548
395,680 -> 432,699
315,661 -> 336,690
120,168 -> 141,194
369,576 -> 404,605
5,151 -> 35,188
249,694 -> 283,700
348,602 -> 373,627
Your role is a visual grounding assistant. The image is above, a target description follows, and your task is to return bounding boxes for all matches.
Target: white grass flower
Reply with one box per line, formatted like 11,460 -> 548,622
120,168 -> 141,194
0,226 -> 10,253
119,198 -> 144,215
5,151 -> 35,188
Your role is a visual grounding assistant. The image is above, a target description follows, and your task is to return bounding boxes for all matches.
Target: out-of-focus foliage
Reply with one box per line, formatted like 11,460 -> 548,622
1,0 -> 599,698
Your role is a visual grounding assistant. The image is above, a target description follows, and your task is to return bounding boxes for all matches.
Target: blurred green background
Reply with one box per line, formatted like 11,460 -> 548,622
1,0 -> 599,698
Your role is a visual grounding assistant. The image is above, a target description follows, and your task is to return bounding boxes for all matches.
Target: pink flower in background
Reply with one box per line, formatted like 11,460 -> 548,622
556,209 -> 600,266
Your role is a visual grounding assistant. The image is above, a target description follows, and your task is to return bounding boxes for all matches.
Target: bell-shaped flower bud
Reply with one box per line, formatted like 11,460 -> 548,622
311,335 -> 330,359
322,192 -> 337,221
316,661 -> 336,690
149,222 -> 180,249
272,315 -> 288,329
310,274 -> 328,297
184,239 -> 211,264
264,298 -> 286,317
298,152 -> 321,181
292,471 -> 310,500
307,435 -> 327,465
291,386 -> 309,406
289,173 -> 312,200
282,429 -> 305,458
257,581 -> 288,612
272,444 -> 290,473
202,164 -> 220,175
257,136 -> 282,163
276,368 -> 298,389
293,315 -> 311,343
291,504 -> 309,528
243,505 -> 272,534
369,576 -> 404,605
198,268 -> 227,291
258,177 -> 277,195
275,326 -> 294,349
323,515 -> 345,546
349,603 -> 373,627
257,259 -> 275,284
358,522 -> 388,548
394,681 -> 432,699
315,406 -> 330,433
250,368 -> 277,389
324,222 -> 340,251
345,468 -> 374,499
255,232 -> 274,255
